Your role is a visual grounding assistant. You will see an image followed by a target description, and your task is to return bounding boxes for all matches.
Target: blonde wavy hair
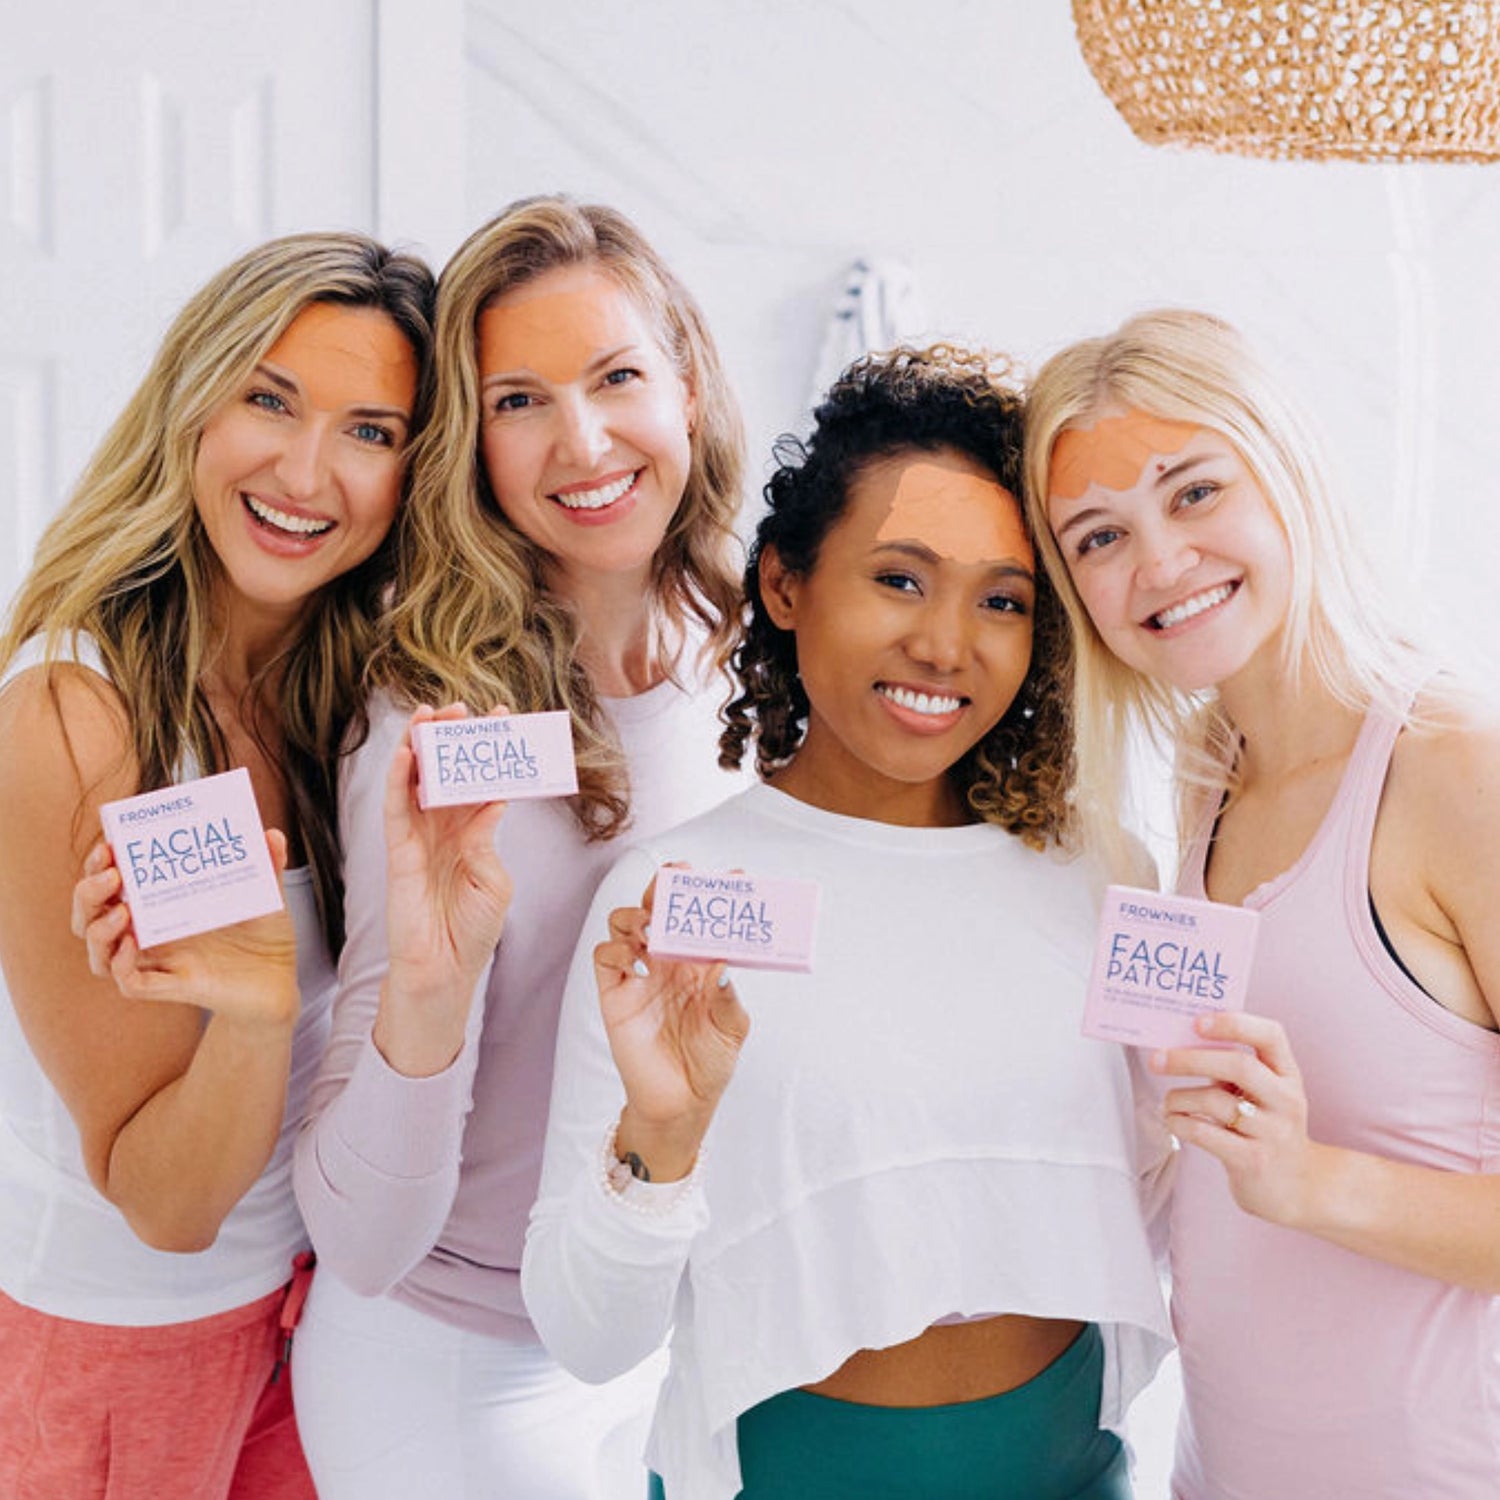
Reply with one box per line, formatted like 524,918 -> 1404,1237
1,232 -> 436,954
377,196 -> 744,839
1023,308 -> 1415,876
721,344 -> 1076,850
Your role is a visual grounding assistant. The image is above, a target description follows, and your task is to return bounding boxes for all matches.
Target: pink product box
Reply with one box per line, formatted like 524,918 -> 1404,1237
1081,884 -> 1260,1050
412,710 -> 578,809
648,867 -> 821,974
99,767 -> 283,949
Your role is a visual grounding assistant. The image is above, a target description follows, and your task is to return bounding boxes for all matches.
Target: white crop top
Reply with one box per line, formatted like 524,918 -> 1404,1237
524,783 -> 1173,1500
0,635 -> 334,1324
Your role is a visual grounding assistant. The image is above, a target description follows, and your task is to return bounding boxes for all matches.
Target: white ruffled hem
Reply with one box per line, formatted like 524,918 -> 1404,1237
646,1154 -> 1172,1499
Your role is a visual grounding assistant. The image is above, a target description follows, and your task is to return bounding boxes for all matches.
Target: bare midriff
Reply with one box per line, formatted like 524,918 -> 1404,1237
800,1313 -> 1086,1407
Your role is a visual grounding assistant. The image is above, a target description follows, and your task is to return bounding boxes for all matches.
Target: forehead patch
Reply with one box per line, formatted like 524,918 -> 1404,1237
872,459 -> 1032,566
478,276 -> 642,386
1050,411 -> 1199,500
264,303 -> 416,415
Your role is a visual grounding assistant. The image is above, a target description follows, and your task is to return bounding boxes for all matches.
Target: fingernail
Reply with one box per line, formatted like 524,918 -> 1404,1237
632,959 -> 649,979
641,923 -> 651,940
717,972 -> 731,990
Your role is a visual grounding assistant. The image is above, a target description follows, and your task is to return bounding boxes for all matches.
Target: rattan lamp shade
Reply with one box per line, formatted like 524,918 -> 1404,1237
1073,1 -> 1500,162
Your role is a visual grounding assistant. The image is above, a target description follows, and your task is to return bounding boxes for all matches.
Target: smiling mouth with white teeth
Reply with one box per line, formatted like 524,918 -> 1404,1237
876,684 -> 967,717
550,471 -> 640,512
1148,581 -> 1238,631
244,494 -> 335,537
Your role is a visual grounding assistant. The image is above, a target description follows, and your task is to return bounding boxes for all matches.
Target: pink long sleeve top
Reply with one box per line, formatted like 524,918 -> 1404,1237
293,675 -> 743,1338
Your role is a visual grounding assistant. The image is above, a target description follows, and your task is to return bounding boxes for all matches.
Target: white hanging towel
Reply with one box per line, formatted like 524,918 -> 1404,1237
806,257 -> 929,409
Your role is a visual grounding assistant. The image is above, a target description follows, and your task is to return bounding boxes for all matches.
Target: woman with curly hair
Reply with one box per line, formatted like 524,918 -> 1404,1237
0,232 -> 433,1498
522,346 -> 1173,1499
289,197 -> 747,1499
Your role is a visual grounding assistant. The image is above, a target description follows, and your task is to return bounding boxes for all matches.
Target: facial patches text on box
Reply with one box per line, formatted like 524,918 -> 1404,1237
99,768 -> 284,949
412,710 -> 578,808
1081,885 -> 1259,1049
648,867 -> 820,973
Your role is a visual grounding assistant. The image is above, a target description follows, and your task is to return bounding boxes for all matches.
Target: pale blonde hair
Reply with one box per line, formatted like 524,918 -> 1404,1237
1023,308 -> 1415,875
1,232 -> 436,952
378,195 -> 744,838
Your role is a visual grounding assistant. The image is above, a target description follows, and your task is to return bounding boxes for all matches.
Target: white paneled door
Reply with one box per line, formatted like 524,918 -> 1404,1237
0,2 -> 382,606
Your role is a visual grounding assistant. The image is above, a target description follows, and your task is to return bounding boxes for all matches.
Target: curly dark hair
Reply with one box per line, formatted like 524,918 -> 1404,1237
719,344 -> 1075,849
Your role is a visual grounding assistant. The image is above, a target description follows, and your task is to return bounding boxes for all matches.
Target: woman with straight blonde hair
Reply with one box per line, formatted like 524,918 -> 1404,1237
1026,308 -> 1500,1499
0,231 -> 434,1498
291,196 -> 747,1499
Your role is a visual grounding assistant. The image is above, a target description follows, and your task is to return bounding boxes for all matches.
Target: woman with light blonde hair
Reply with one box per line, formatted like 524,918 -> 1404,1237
291,195 -> 747,1499
0,231 -> 434,1498
1026,308 -> 1500,1499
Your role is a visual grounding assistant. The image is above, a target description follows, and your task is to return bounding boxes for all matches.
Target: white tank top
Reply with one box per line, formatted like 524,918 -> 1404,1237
0,635 -> 334,1324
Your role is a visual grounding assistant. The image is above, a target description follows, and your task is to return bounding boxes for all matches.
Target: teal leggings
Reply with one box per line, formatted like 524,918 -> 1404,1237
648,1323 -> 1131,1499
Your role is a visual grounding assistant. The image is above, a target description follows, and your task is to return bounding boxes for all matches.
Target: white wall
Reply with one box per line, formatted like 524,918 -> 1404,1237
465,1 -> 1500,678
13,2 -> 1497,667
0,1 -> 390,602
0,0 -> 465,600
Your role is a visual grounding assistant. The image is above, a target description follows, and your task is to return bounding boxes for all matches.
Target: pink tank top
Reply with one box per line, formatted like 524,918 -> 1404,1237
1170,695 -> 1500,1499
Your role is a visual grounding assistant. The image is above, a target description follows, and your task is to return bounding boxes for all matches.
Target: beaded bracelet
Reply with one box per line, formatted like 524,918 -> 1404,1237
597,1120 -> 705,1218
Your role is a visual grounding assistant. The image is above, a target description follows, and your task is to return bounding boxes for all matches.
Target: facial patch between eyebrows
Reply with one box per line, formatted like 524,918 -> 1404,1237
873,460 -> 1033,566
1049,411 -> 1200,501
265,303 -> 417,413
478,284 -> 635,386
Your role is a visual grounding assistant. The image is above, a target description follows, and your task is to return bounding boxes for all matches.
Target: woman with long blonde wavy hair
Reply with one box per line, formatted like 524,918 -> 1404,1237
290,196 -> 748,1499
0,232 -> 434,1498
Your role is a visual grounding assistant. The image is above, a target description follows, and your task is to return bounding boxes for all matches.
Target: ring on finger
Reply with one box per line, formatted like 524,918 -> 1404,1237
1230,1097 -> 1259,1132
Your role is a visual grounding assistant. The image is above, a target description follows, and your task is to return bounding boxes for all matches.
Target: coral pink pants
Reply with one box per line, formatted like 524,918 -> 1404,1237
0,1284 -> 316,1500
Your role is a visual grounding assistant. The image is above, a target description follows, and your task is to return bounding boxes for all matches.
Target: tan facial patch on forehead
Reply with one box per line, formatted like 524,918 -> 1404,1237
1049,411 -> 1200,500
265,303 -> 416,414
478,274 -> 642,386
872,459 -> 1033,567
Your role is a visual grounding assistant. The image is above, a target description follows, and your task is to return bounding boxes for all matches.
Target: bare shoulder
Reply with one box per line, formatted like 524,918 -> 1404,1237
0,657 -> 138,963
1388,689 -> 1500,1001
0,657 -> 133,757
0,660 -> 136,831
1390,687 -> 1500,847
0,660 -> 202,1198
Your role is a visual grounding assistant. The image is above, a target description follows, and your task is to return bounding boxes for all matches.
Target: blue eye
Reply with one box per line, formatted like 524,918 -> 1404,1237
1178,480 -> 1219,509
603,367 -> 640,387
493,392 -> 533,413
352,422 -> 395,447
248,389 -> 287,414
1076,526 -> 1121,557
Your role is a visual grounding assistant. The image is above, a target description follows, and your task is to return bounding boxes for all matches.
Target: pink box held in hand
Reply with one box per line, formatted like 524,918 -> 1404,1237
648,867 -> 820,973
1081,885 -> 1260,1050
411,710 -> 578,809
99,767 -> 283,949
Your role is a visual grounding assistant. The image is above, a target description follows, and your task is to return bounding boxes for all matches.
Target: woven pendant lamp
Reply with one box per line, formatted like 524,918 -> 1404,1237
1072,1 -> 1500,162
